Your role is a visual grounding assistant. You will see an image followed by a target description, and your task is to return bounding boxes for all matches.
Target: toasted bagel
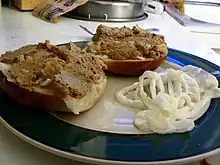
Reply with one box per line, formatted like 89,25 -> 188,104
0,41 -> 107,114
86,25 -> 168,75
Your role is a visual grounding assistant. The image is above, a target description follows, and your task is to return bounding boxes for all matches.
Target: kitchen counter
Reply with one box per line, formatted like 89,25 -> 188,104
0,6 -> 220,165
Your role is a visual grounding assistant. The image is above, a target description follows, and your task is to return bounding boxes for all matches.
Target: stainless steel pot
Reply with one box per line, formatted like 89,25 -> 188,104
66,0 -> 147,22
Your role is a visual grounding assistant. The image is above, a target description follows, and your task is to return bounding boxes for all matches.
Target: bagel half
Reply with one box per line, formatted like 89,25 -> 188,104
87,25 -> 168,75
0,42 -> 107,114
87,41 -> 166,76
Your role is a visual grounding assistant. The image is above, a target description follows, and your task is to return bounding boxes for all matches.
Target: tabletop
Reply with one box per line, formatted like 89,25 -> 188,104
0,6 -> 220,165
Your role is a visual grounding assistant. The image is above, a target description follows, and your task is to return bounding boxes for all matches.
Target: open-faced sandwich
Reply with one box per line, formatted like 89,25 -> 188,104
0,41 -> 107,114
86,25 -> 168,75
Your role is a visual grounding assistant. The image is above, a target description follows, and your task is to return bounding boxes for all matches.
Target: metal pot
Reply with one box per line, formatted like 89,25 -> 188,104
66,0 -> 147,22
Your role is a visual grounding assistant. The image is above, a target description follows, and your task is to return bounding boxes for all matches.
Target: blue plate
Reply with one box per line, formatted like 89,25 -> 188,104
0,41 -> 220,165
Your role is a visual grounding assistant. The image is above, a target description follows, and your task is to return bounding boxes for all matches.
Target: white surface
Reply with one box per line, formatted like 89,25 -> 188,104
184,4 -> 220,24
184,4 -> 220,41
0,6 -> 220,165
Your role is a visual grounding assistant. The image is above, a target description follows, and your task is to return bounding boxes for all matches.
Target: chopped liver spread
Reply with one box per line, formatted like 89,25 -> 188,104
88,25 -> 168,60
0,41 -> 106,98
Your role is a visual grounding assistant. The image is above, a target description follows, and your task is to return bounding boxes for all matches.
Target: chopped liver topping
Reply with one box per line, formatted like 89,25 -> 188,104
0,41 -> 106,98
88,25 -> 168,60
